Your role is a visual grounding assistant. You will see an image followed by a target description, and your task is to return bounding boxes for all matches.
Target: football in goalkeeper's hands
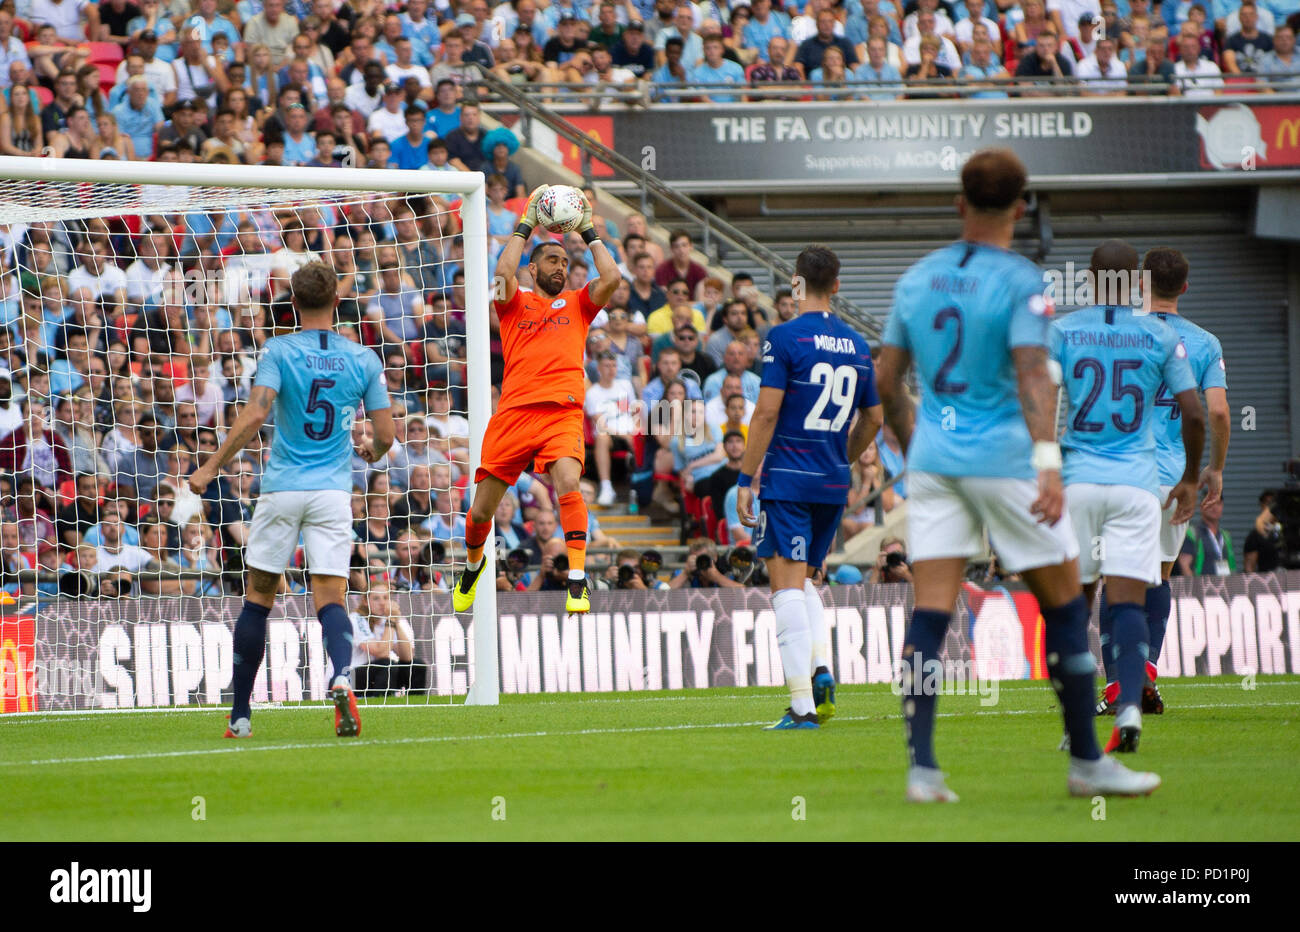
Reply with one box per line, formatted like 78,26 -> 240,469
536,185 -> 586,234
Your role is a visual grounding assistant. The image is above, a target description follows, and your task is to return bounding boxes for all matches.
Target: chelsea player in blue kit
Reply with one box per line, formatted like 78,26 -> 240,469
1049,240 -> 1205,756
876,150 -> 1160,801
736,245 -> 883,730
189,262 -> 396,740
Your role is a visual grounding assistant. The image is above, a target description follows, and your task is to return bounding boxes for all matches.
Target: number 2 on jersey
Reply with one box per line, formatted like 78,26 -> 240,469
933,306 -> 968,394
304,377 -> 337,440
804,363 -> 858,432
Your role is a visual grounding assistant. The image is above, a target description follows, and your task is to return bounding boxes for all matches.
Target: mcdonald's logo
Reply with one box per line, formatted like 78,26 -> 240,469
1276,118 -> 1300,151
561,117 -> 615,178
1,637 -> 32,713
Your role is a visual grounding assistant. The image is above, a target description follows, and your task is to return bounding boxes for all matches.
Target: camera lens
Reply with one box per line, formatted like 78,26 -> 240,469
695,554 -> 712,573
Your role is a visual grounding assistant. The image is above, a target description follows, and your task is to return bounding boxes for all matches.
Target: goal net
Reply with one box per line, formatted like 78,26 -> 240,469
0,157 -> 498,713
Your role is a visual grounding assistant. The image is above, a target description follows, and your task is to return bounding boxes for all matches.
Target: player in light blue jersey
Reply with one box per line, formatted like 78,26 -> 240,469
876,149 -> 1160,801
190,262 -> 395,740
1127,246 -> 1230,715
736,245 -> 882,730
1049,240 -> 1205,755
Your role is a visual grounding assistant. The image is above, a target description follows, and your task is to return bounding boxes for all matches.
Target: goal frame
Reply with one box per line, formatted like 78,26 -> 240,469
0,155 -> 500,706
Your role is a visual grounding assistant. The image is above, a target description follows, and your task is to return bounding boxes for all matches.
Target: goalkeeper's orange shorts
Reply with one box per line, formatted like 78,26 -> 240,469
475,402 -> 587,485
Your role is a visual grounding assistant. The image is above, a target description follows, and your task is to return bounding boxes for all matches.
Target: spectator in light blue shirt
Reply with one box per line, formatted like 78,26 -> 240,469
959,36 -> 1010,96
690,34 -> 746,101
651,35 -> 690,96
744,0 -> 791,59
185,0 -> 241,54
278,102 -> 317,165
655,6 -> 705,66
424,80 -> 462,138
855,37 -> 905,98
111,77 -> 164,158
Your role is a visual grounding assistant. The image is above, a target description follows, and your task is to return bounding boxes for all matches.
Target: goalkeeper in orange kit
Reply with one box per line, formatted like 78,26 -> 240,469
453,187 -> 621,614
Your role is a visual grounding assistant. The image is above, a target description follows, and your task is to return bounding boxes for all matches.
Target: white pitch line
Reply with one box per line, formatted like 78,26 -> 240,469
3,677 -> 1297,722
4,699 -> 1299,770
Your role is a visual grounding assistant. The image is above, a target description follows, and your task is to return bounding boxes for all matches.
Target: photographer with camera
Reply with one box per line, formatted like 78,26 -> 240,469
606,547 -> 672,590
869,536 -> 913,585
721,544 -> 768,587
527,538 -> 572,592
498,546 -> 531,591
669,538 -> 744,589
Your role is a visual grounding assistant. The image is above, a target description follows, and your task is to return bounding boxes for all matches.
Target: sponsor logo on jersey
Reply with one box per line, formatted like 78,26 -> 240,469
517,315 -> 571,332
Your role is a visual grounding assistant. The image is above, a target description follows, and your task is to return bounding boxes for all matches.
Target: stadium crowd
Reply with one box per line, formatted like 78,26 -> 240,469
0,0 -> 1293,175
0,0 -> 1291,600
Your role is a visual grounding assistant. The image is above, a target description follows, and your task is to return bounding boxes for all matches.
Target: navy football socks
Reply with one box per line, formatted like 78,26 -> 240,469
318,602 -> 354,686
1110,601 -> 1149,707
1145,580 -> 1172,665
230,600 -> 271,722
1044,596 -> 1102,761
900,609 -> 951,770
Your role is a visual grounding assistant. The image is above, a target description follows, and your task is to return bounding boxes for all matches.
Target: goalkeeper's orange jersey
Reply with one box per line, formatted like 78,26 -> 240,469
494,284 -> 601,412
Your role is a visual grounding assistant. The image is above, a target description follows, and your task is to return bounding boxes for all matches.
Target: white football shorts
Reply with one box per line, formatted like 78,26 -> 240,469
907,471 -> 1080,573
246,489 -> 353,579
1157,484 -> 1188,564
1067,482 -> 1161,586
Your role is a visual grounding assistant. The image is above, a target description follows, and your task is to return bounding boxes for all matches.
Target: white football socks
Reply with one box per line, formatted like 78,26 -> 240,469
773,587 -> 814,716
804,577 -> 829,673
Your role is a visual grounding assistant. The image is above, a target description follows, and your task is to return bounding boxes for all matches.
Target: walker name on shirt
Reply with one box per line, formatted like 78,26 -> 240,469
930,273 -> 979,295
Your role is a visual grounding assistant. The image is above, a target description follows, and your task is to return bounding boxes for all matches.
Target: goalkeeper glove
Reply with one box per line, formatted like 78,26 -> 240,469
578,192 -> 600,245
515,185 -> 546,240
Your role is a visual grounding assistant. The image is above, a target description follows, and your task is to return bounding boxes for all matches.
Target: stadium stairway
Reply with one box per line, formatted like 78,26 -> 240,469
592,502 -> 680,550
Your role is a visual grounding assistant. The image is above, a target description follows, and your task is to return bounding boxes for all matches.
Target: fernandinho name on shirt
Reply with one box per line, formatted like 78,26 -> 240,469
1060,329 -> 1158,349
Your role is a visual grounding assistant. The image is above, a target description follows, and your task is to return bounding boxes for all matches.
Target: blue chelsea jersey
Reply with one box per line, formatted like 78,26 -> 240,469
759,312 -> 880,504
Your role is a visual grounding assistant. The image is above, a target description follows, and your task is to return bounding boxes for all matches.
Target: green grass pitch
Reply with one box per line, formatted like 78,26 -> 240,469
3,676 -> 1298,841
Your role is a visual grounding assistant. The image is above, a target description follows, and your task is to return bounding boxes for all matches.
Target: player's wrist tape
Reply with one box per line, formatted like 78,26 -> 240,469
513,222 -> 534,239
1031,441 -> 1063,472
579,226 -> 599,245
737,473 -> 753,488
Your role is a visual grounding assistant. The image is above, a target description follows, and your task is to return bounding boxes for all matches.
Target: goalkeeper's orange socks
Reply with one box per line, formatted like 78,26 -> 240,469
230,600 -> 271,723
318,603 -> 353,687
465,515 -> 493,569
558,491 -> 587,578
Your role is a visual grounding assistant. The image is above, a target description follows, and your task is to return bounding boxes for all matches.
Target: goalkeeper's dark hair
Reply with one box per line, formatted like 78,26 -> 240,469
291,261 -> 338,314
530,240 -> 566,264
794,244 -> 840,296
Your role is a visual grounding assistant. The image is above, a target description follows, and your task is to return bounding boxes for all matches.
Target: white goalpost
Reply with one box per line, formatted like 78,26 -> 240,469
0,156 -> 499,711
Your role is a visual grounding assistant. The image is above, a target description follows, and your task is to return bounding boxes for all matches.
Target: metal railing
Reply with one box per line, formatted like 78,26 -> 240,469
472,71 -> 1300,108
473,69 -> 882,339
